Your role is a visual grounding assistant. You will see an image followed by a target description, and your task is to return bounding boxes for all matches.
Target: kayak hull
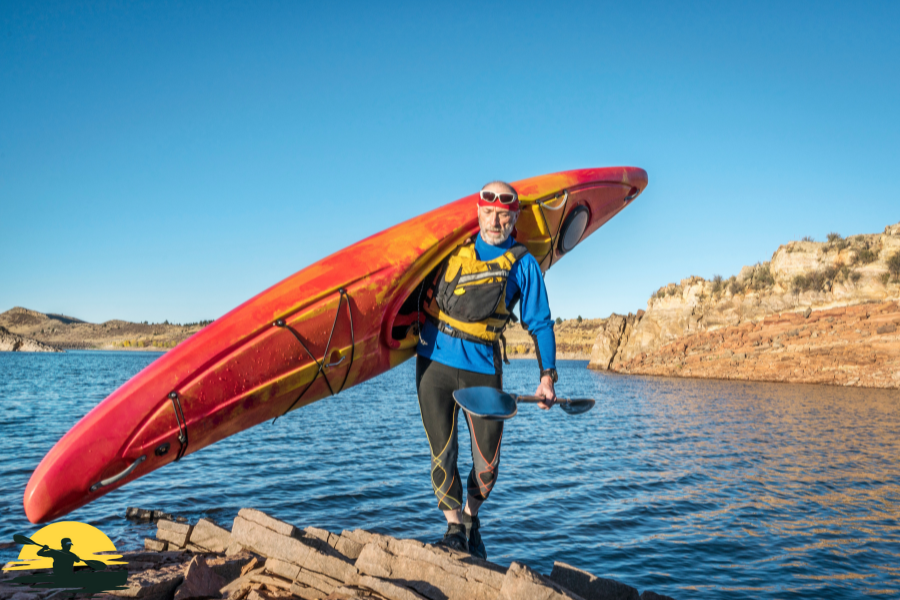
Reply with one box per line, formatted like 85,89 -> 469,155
24,166 -> 647,523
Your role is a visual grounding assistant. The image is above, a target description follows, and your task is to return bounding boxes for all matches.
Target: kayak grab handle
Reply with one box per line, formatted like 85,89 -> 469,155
325,354 -> 346,368
90,455 -> 146,492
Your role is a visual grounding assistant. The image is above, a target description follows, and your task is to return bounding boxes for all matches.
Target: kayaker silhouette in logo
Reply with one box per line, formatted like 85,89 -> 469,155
3,523 -> 128,596
37,537 -> 80,573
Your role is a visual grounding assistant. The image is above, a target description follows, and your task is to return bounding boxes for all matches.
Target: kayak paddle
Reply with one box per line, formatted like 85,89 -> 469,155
452,387 -> 596,420
13,534 -> 107,571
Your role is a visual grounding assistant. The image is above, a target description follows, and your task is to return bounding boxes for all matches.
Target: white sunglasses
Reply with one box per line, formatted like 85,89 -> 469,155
479,190 -> 518,204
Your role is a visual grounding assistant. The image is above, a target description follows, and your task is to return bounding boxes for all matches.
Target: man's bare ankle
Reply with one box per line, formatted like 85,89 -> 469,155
444,509 -> 463,524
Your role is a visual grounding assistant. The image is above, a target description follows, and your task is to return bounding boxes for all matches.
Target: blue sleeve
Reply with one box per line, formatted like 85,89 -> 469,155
508,255 -> 556,372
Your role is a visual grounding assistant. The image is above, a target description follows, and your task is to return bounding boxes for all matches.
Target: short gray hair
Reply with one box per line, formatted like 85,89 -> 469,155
481,180 -> 518,195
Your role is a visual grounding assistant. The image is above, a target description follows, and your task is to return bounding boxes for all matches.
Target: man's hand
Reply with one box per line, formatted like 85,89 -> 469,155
535,375 -> 557,410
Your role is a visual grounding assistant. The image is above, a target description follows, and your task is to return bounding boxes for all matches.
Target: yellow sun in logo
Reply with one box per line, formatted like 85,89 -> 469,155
4,521 -> 126,571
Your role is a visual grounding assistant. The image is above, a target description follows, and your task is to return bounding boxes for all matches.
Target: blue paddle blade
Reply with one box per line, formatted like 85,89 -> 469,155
452,387 -> 518,420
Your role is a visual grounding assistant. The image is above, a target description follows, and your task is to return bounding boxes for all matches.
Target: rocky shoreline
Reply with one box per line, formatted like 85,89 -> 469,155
614,301 -> 900,387
0,325 -> 61,353
2,509 -> 675,600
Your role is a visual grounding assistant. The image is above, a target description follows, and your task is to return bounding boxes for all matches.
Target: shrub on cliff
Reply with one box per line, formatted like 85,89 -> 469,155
793,271 -> 825,293
748,263 -> 775,290
711,275 -> 724,294
853,247 -> 878,265
838,265 -> 851,281
888,251 -> 900,281
801,236 -> 815,242
792,265 -> 844,293
826,232 -> 849,251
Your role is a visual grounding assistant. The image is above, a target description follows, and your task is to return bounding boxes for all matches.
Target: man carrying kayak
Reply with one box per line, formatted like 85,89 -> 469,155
417,180 -> 557,559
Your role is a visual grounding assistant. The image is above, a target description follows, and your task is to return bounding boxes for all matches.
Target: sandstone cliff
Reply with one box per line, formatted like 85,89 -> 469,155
589,221 -> 900,389
0,325 -> 62,352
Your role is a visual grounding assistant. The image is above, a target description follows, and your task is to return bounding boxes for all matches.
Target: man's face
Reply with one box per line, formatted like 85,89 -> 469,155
478,204 -> 518,245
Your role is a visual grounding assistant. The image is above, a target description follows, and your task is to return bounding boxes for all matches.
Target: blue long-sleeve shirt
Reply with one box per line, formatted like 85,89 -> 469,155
417,235 -> 556,375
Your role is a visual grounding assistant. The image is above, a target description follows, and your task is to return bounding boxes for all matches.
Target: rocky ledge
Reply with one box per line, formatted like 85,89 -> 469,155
3,509 -> 674,600
615,301 -> 900,387
588,221 -> 900,388
0,325 -> 61,353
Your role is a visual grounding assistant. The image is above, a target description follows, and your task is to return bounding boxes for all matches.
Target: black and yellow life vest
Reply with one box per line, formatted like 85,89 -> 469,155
424,242 -> 529,344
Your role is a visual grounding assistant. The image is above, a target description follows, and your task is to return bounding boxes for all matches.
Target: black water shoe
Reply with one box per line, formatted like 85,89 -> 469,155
436,523 -> 468,552
462,512 -> 487,560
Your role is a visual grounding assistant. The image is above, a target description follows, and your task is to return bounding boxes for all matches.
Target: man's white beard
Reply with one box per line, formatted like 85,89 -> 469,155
481,221 -> 515,245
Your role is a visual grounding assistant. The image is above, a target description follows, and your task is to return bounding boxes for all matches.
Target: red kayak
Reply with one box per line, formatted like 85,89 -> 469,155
24,166 -> 647,523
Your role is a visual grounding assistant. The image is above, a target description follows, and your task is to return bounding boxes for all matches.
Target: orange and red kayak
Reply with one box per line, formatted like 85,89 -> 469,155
24,166 -> 647,523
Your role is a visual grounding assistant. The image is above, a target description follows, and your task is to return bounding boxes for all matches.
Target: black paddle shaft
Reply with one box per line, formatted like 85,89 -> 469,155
515,395 -> 596,414
452,387 -> 595,419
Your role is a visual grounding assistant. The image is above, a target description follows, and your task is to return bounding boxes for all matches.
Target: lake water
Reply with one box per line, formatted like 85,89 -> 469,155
1,351 -> 899,599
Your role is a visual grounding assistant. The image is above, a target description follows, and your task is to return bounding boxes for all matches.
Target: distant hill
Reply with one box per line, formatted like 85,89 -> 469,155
0,307 -> 211,351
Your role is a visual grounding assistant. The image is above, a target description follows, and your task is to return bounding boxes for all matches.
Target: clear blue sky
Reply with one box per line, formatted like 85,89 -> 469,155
2,1 -> 898,324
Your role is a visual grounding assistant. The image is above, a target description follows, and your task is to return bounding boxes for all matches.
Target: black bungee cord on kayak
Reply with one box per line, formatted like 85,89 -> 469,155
273,287 -> 355,422
89,390 -> 186,492
167,391 -> 189,461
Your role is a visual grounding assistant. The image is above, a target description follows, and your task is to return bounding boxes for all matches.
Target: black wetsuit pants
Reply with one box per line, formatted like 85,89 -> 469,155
416,356 -> 504,512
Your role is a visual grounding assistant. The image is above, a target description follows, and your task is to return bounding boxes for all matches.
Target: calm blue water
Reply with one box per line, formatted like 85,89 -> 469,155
1,351 -> 899,599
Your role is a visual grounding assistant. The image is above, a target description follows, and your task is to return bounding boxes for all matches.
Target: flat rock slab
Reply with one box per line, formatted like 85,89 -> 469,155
231,517 -> 356,584
206,553 -> 258,582
288,581 -> 327,600
356,575 -> 429,600
232,518 -> 314,566
354,537 -> 504,600
294,569 -> 343,594
550,562 -> 639,600
144,539 -> 167,553
332,537 -> 364,561
157,521 -> 193,548
219,568 -> 266,600
264,558 -> 300,582
174,556 -> 227,600
303,528 -> 336,547
499,562 -> 585,600
107,563 -> 185,600
190,519 -> 233,554
237,510 -> 299,538
158,520 -> 192,535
